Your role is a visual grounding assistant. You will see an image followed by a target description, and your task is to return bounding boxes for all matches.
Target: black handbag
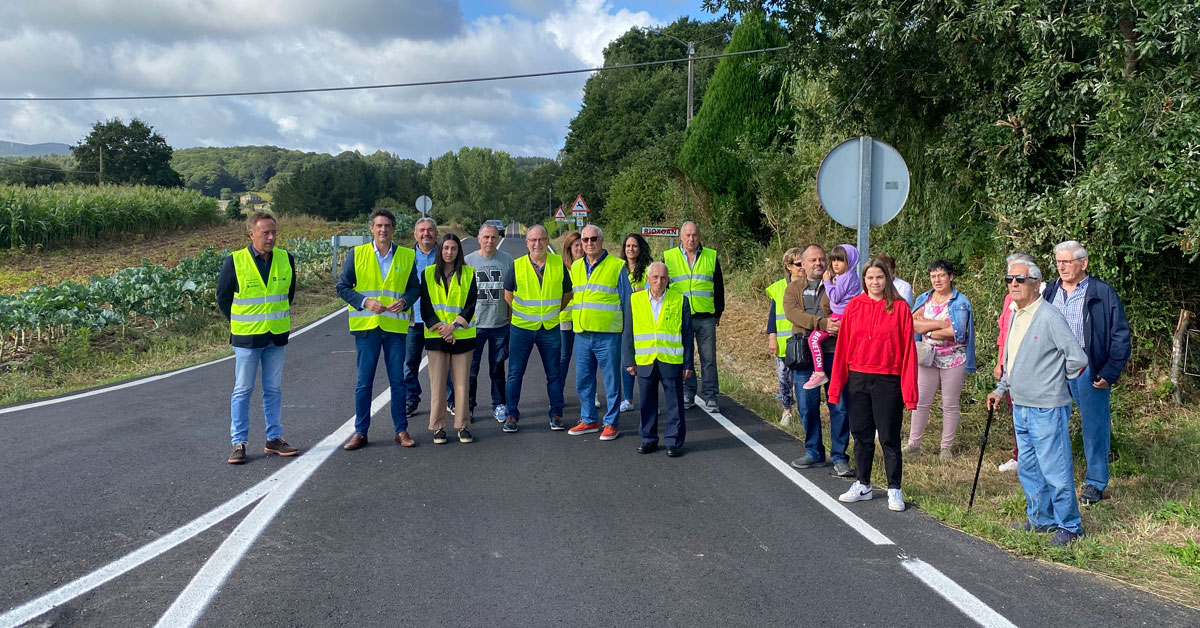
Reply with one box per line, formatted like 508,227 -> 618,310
783,330 -> 813,371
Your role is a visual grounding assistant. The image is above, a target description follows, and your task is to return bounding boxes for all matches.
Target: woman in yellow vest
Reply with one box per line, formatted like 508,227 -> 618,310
618,233 -> 652,414
420,234 -> 478,444
766,248 -> 805,427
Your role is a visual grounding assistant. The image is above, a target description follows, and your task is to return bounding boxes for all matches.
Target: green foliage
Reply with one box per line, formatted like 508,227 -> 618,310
1163,539 -> 1200,571
0,184 -> 220,250
271,151 -> 428,221
72,118 -> 183,187
428,147 -> 519,227
0,156 -> 70,186
224,198 -> 243,221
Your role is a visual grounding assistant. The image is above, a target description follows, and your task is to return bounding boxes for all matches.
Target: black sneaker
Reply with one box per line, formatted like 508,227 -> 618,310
548,416 -> 566,431
1080,485 -> 1106,505
790,455 -> 830,469
458,428 -> 473,443
405,402 -> 418,415
433,429 -> 448,444
227,442 -> 247,464
502,418 -> 519,433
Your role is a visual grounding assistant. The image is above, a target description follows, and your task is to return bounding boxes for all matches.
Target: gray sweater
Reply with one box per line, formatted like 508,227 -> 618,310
993,300 -> 1089,408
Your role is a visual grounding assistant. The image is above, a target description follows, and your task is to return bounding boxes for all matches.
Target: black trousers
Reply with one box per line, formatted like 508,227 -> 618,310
845,371 -> 904,489
638,362 -> 686,448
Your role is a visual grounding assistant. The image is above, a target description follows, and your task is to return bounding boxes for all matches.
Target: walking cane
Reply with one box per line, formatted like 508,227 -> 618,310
968,401 -> 997,511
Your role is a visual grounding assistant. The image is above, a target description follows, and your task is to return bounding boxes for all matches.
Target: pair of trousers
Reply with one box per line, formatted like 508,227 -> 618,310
907,363 -> 966,450
403,323 -> 426,407
792,352 -> 849,463
683,316 -> 718,403
448,325 -> 508,412
427,350 -> 470,432
775,357 -> 794,410
1013,404 -> 1082,533
638,363 -> 686,447
1067,365 -> 1112,492
505,325 -> 564,421
230,344 -> 285,445
845,371 -> 904,489
353,329 -> 407,435
575,331 -> 622,426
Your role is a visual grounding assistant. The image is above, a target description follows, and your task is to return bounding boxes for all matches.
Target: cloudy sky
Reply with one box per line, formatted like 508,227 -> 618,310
0,0 -> 714,159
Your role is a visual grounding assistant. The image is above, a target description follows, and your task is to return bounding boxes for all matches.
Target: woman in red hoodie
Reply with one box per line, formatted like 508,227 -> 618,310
828,257 -> 918,512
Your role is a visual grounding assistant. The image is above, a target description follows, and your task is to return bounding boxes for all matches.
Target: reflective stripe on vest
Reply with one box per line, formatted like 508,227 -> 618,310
631,290 -> 684,365
664,247 -> 716,313
348,243 -> 415,333
230,247 -> 291,336
511,253 -> 564,331
423,265 -> 478,341
765,278 -> 794,357
569,254 -> 624,333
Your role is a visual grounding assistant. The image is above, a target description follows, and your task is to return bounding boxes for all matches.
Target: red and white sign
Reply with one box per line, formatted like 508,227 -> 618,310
553,206 -> 567,220
641,226 -> 680,237
570,195 -> 590,216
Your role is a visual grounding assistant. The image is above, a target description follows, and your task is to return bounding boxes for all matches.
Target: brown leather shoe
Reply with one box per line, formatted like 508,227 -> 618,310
343,433 -> 368,450
227,442 -> 247,464
263,438 -> 299,456
395,431 -> 416,447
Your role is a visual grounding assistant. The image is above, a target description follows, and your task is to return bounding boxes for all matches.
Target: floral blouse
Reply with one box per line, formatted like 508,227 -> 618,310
922,299 -> 967,369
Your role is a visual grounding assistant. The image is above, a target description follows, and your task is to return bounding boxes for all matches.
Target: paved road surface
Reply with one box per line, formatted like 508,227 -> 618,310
1,237 -> 1196,627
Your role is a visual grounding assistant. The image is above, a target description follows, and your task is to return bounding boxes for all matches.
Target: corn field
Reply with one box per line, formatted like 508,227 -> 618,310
0,184 -> 220,250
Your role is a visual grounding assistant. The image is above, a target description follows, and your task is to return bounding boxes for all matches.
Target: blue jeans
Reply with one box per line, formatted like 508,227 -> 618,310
354,329 -> 408,435
683,316 -> 718,403
792,352 -> 849,463
1013,404 -> 1082,533
560,328 -> 574,384
1067,365 -> 1112,492
448,325 -> 508,412
403,323 -> 426,407
505,325 -> 563,421
575,331 -> 622,426
622,368 -> 636,402
230,344 -> 286,445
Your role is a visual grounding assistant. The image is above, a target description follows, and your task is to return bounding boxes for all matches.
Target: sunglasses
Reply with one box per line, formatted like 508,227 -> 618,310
582,236 -> 599,243
1003,274 -> 1034,284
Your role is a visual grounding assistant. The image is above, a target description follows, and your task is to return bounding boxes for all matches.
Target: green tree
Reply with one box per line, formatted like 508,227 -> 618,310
0,157 -> 68,186
224,197 -> 243,221
72,118 -> 183,187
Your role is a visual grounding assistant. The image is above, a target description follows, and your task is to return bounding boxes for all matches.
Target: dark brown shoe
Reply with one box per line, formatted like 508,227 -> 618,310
343,434 -> 368,450
264,438 -> 299,456
227,442 -> 247,464
395,431 -> 416,447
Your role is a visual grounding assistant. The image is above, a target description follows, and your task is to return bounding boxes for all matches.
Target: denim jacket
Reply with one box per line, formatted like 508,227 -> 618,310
913,287 -> 976,373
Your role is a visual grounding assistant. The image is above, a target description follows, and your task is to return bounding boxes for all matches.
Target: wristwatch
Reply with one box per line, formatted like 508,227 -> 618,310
452,321 -> 464,330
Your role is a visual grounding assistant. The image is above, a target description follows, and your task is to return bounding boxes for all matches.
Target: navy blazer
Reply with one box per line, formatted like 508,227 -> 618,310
1042,275 -> 1131,384
622,292 -> 695,377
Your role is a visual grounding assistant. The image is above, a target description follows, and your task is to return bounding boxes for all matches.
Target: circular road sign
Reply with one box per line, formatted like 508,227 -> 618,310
415,195 -> 433,215
816,137 -> 910,229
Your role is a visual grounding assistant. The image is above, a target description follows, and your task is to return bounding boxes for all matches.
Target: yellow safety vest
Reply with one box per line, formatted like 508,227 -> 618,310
230,247 -> 291,336
569,254 -> 624,333
627,268 -> 646,293
511,254 -> 564,331
631,290 -> 684,365
348,243 -> 415,333
765,278 -> 793,358
423,265 -> 478,341
664,247 -> 716,314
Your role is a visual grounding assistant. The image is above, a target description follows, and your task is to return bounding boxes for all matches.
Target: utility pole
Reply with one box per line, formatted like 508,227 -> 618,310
98,145 -> 103,184
686,41 -> 695,126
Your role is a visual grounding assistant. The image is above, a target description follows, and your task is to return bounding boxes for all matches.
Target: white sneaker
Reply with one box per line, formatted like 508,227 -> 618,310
888,488 -> 906,512
780,409 -> 793,426
998,458 -> 1018,472
838,481 -> 873,503
619,400 -> 634,413
594,397 -> 602,409
493,405 -> 507,423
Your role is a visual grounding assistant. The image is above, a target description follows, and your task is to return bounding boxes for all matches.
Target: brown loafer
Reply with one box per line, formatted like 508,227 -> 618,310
395,431 -> 416,447
343,433 -> 368,450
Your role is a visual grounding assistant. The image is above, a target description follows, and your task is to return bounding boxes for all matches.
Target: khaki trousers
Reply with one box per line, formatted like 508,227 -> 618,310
427,350 -> 471,432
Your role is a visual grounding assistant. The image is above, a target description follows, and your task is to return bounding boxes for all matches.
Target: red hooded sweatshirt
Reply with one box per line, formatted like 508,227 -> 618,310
827,292 -> 919,409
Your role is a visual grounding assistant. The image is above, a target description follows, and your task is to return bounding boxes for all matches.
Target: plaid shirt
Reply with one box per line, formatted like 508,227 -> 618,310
1053,276 -> 1089,348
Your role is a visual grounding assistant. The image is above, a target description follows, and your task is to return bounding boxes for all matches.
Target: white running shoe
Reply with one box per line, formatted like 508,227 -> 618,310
998,458 -> 1018,472
619,399 -> 634,413
494,405 -> 507,423
780,409 -> 793,426
838,481 -> 873,503
594,397 -> 602,409
888,488 -> 906,512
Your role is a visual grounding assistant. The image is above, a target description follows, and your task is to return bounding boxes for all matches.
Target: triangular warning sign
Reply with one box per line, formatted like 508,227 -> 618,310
553,206 -> 566,219
570,195 -> 590,214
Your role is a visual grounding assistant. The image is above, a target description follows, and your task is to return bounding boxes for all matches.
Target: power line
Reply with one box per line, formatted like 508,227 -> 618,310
0,159 -> 96,174
0,46 -> 789,102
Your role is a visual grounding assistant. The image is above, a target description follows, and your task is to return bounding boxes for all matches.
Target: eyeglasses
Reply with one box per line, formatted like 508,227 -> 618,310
1054,258 -> 1083,266
1003,274 -> 1034,284
582,236 -> 599,243
526,237 -> 548,243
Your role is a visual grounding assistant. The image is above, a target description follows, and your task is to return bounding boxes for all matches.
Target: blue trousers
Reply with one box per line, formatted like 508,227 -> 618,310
638,363 -> 686,447
448,325 -> 508,412
505,325 -> 564,421
230,344 -> 285,445
792,352 -> 849,463
560,328 -> 574,386
353,329 -> 408,435
575,331 -> 622,426
1067,365 -> 1112,492
1013,404 -> 1082,534
403,323 -> 426,407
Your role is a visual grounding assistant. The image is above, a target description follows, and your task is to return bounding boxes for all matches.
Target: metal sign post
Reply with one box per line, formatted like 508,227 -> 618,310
816,136 -> 910,273
415,195 -> 432,217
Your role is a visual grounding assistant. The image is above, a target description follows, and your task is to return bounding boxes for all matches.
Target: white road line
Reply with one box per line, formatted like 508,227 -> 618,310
902,558 -> 1019,628
0,308 -> 347,416
695,396 -> 1017,628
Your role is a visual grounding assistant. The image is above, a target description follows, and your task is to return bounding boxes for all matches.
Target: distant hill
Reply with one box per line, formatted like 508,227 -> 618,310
0,141 -> 73,158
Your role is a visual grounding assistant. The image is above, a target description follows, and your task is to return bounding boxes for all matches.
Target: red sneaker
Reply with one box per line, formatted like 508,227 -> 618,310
600,425 -> 619,441
568,421 -> 600,435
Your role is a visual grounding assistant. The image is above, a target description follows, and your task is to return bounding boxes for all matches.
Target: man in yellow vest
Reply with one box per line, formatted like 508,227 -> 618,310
623,262 -> 694,457
216,211 -> 299,464
567,225 -> 634,440
503,225 -> 573,431
662,221 -> 724,413
335,209 -> 420,450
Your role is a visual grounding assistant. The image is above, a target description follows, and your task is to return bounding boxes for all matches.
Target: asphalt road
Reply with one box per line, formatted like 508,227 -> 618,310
1,236 -> 1197,627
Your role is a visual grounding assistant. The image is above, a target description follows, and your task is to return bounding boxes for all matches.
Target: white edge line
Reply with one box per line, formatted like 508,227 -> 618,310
0,308 -> 347,416
902,558 -> 1019,628
694,396 -> 894,546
